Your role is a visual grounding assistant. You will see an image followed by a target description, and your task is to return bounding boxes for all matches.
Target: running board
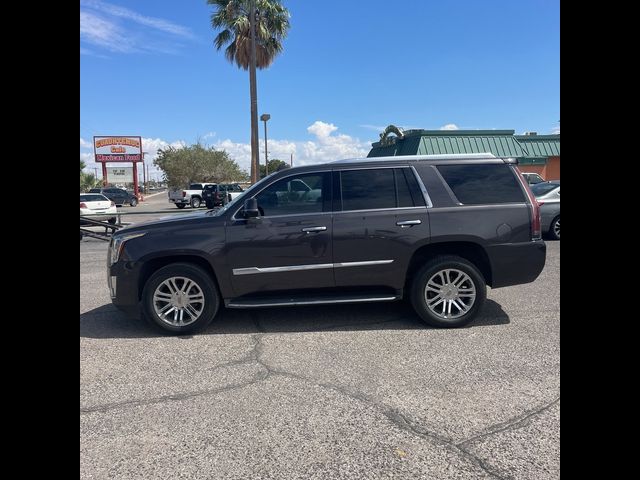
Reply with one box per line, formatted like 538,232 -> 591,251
225,294 -> 400,309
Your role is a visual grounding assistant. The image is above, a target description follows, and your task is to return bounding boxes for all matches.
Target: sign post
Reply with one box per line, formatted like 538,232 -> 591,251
93,136 -> 143,197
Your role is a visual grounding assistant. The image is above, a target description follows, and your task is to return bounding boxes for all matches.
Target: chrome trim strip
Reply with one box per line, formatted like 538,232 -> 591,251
233,263 -> 333,275
227,296 -> 399,308
410,165 -> 433,208
232,259 -> 394,275
333,260 -> 394,268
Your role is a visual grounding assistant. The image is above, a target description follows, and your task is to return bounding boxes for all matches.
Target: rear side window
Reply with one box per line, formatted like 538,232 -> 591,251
436,164 -> 525,205
189,184 -> 203,190
339,168 -> 425,211
341,169 -> 395,211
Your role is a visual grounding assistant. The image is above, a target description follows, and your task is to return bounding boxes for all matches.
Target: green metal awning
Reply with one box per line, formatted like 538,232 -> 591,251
368,129 -> 529,158
515,134 -> 560,158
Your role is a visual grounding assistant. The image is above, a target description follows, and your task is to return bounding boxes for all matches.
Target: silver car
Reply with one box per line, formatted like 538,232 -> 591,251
531,181 -> 560,240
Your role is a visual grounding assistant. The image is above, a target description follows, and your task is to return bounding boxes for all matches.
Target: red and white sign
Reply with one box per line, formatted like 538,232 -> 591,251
93,136 -> 142,163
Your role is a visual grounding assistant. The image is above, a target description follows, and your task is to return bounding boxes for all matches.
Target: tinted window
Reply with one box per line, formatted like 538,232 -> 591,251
232,184 -> 243,192
203,185 -> 216,191
256,173 -> 327,216
80,194 -> 108,202
189,184 -> 203,190
88,188 -> 101,193
341,169 -> 395,211
437,164 -> 525,205
531,182 -> 559,197
396,168 -> 425,207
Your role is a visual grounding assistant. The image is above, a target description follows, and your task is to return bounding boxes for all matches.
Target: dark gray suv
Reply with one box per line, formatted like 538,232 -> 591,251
108,154 -> 545,334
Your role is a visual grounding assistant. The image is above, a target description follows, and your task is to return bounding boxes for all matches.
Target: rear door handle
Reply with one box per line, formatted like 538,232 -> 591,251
396,220 -> 421,227
301,226 -> 327,233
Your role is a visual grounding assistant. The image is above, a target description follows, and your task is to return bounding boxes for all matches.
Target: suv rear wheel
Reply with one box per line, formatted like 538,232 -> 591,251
142,263 -> 220,334
410,255 -> 486,328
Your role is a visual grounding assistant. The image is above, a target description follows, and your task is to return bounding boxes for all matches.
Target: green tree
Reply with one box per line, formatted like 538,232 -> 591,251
80,173 -> 101,193
259,158 -> 289,178
207,0 -> 290,183
154,142 -> 249,188
80,159 -> 86,173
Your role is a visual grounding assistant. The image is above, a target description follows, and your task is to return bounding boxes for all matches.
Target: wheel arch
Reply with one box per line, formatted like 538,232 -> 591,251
405,241 -> 493,289
138,254 -> 222,301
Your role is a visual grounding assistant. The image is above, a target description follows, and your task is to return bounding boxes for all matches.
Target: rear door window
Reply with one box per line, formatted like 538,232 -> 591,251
436,164 -> 525,204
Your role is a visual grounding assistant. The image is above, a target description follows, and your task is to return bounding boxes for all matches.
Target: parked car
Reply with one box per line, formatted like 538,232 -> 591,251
202,183 -> 245,209
531,180 -> 560,240
89,187 -> 138,207
108,153 -> 546,335
168,183 -> 216,209
520,172 -> 545,185
80,193 -> 117,224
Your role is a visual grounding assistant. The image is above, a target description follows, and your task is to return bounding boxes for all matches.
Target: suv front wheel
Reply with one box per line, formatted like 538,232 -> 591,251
410,255 -> 486,328
142,263 -> 220,334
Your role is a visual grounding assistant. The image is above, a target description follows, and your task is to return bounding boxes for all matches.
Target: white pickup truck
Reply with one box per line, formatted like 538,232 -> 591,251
168,183 -> 215,209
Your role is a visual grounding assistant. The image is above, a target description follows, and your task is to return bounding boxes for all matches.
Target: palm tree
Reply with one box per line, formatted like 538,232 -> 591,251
207,0 -> 290,183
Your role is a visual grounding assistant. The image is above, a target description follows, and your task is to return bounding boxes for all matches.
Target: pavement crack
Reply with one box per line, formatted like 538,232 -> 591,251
80,372 -> 268,414
457,396 -> 560,448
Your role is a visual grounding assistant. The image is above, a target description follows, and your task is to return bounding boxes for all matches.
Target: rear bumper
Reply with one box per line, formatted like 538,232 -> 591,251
486,239 -> 546,288
169,199 -> 189,204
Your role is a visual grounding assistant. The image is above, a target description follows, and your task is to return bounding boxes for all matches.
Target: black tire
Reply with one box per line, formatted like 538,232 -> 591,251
410,255 -> 486,328
108,217 -> 117,224
205,200 -> 215,209
80,231 -> 83,241
176,204 -> 186,209
190,197 -> 202,208
549,216 -> 560,240
142,263 -> 220,335
130,197 -> 138,207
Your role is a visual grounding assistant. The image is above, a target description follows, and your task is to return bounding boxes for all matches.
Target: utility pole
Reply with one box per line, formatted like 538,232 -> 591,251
260,113 -> 270,177
249,0 -> 259,184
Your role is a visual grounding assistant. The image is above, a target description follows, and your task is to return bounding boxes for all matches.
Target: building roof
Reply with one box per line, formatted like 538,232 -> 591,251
368,129 -> 529,158
515,134 -> 560,157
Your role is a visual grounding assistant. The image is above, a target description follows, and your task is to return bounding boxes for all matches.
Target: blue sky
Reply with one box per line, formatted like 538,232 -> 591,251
80,0 -> 560,177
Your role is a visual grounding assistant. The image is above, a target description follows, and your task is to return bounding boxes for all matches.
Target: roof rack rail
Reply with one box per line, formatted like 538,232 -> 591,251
332,153 -> 498,164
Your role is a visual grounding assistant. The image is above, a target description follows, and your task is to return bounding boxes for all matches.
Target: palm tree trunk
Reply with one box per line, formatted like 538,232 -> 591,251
249,0 -> 259,184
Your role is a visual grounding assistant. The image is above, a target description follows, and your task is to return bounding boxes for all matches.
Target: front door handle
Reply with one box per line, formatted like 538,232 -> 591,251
301,226 -> 327,233
396,220 -> 421,228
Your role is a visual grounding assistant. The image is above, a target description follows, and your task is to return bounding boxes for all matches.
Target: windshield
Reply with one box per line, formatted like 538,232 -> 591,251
531,182 -> 559,196
209,173 -> 276,216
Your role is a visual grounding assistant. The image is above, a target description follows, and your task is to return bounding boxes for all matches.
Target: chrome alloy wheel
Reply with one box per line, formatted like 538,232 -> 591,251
153,277 -> 205,326
553,218 -> 560,238
424,268 -> 476,319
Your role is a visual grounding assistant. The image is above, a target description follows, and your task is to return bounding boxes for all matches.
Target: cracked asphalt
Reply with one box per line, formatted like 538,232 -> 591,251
81,232 -> 559,479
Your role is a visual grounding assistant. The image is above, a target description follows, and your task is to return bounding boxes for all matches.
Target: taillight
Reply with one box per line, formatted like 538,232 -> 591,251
110,201 -> 116,207
514,168 -> 541,240
182,191 -> 186,198
80,202 -> 87,208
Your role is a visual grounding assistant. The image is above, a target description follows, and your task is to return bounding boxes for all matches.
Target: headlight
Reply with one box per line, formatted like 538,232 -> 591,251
109,232 -> 146,266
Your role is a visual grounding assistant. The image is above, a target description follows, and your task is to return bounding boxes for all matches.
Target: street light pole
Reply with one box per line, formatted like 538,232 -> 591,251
260,113 -> 270,177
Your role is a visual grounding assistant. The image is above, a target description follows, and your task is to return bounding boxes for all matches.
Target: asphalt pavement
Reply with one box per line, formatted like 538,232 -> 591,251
80,202 -> 560,479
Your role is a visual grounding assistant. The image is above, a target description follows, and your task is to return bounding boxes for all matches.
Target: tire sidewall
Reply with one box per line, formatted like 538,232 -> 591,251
550,216 -> 560,240
142,263 -> 219,334
130,198 -> 138,207
411,256 -> 486,328
191,197 -> 201,208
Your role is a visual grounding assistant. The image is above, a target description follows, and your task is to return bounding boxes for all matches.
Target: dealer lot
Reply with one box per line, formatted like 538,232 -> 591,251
81,234 -> 559,479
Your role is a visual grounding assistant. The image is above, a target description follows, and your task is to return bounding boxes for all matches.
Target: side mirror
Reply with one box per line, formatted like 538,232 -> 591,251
244,198 -> 260,218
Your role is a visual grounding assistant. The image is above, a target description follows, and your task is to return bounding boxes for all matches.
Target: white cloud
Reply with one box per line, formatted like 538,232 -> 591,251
80,1 -> 194,54
440,123 -> 460,130
81,0 -> 194,39
80,137 -> 92,148
307,121 -> 338,139
551,126 -> 560,134
359,124 -> 386,132
80,11 -> 135,53
214,121 -> 371,172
